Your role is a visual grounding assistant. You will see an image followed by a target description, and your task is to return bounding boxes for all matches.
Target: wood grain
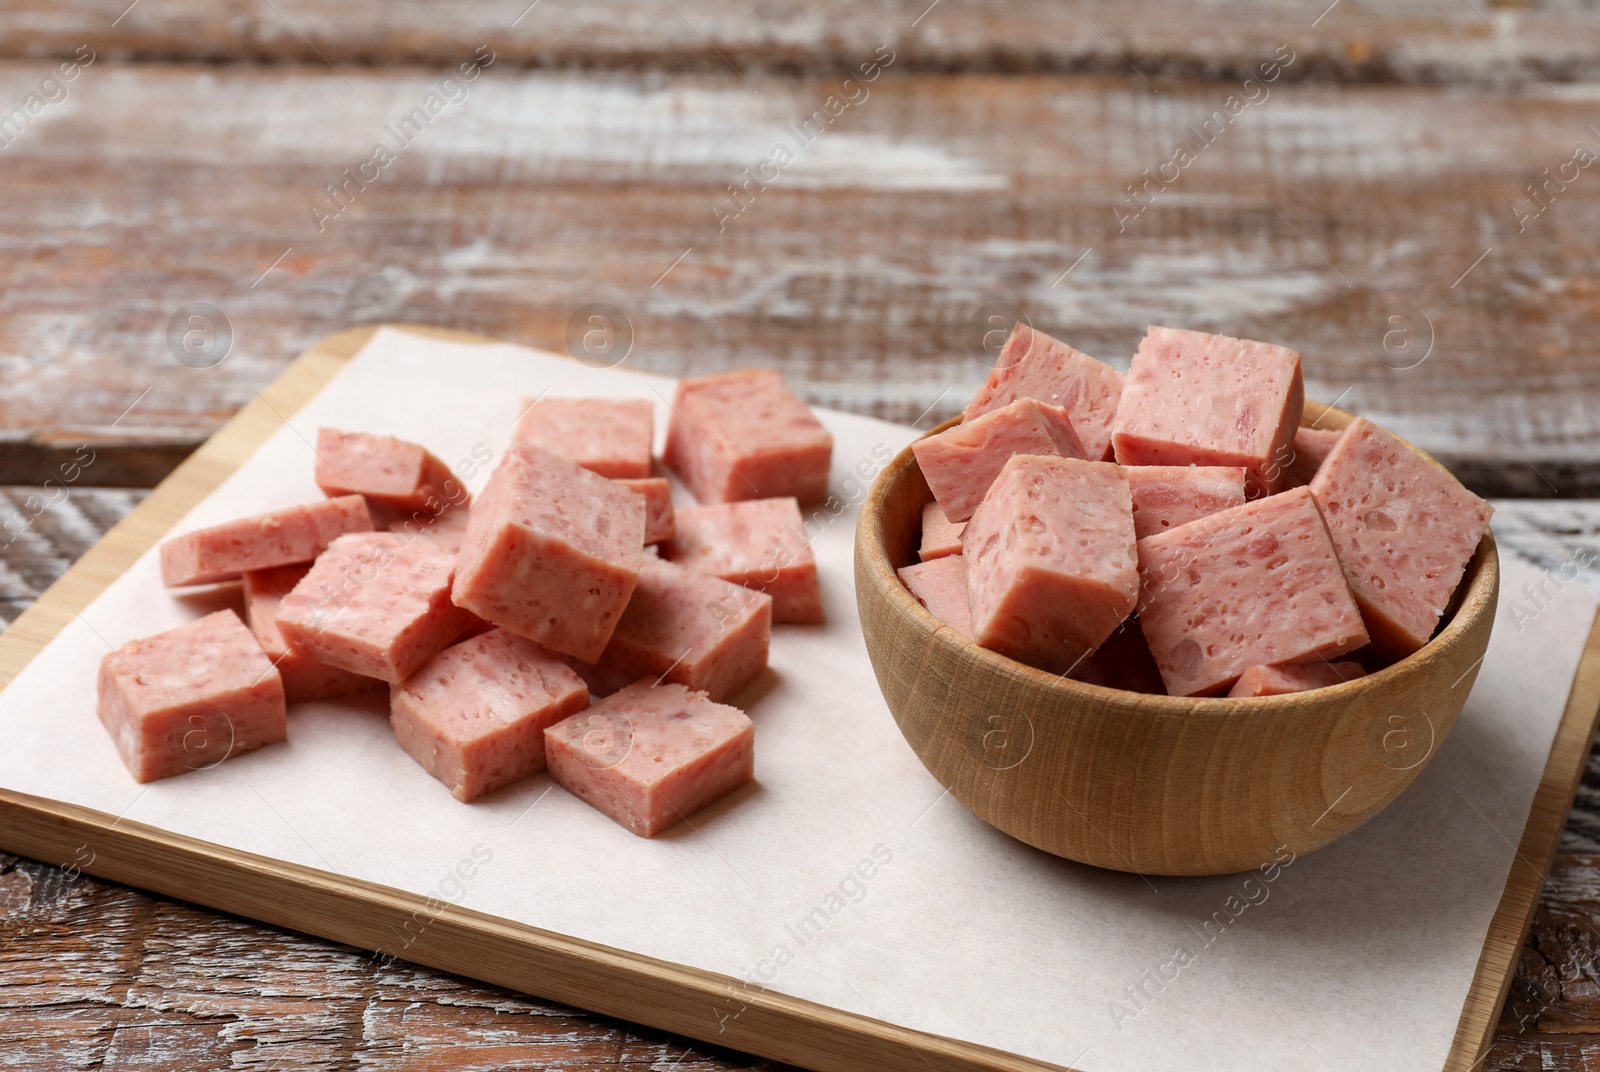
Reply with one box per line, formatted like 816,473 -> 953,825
0,325 -> 1596,1071
2,482 -> 1599,1067
3,1 -> 1599,84
0,487 -> 144,627
0,849 -> 787,1070
3,1 -> 1598,1064
3,64 -> 1600,493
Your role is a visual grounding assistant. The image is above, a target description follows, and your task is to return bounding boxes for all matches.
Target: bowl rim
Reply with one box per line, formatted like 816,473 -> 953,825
858,400 -> 1501,717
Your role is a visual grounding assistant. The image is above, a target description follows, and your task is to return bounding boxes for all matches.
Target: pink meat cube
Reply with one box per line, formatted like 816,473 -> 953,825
1310,416 -> 1494,658
964,324 -> 1124,461
919,502 -> 965,561
387,502 -> 473,555
1283,425 -> 1345,488
96,611 -> 286,783
160,495 -> 374,587
514,397 -> 654,480
663,369 -> 833,504
1137,487 -> 1369,696
897,556 -> 973,638
1071,622 -> 1167,694
544,680 -> 755,837
391,630 -> 591,802
242,565 -> 382,703
1112,326 -> 1305,496
663,497 -> 823,624
1227,660 -> 1367,698
451,443 -> 646,662
574,558 -> 771,702
963,456 -> 1139,675
1123,465 -> 1248,540
314,428 -> 461,512
616,477 -> 675,544
276,533 -> 478,684
912,398 -> 1086,523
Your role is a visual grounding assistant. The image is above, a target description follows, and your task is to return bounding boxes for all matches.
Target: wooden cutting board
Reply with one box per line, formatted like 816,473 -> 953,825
0,325 -> 1596,1072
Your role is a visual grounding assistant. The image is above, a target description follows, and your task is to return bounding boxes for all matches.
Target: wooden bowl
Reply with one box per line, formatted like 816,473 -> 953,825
855,401 -> 1499,876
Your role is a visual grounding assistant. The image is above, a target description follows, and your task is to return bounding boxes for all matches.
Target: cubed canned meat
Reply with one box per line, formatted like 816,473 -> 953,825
1123,465 -> 1248,540
386,502 -> 474,555
1309,416 -> 1494,658
1227,660 -> 1367,698
616,477 -> 675,544
897,555 -> 973,639
1112,326 -> 1304,496
663,369 -> 833,504
1136,487 -> 1369,696
664,497 -> 823,625
963,456 -> 1139,675
919,502 -> 966,561
1282,425 -> 1346,488
1069,622 -> 1168,694
276,533 -> 478,684
544,680 -> 755,837
242,565 -> 383,702
513,397 -> 654,480
160,495 -> 374,587
97,611 -> 287,783
451,443 -> 646,662
390,630 -> 590,802
573,558 -> 771,703
314,428 -> 462,512
912,398 -> 1086,523
964,324 -> 1124,462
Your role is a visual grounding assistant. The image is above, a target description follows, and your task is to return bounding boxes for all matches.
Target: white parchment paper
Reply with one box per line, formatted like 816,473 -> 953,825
0,326 -> 1592,1072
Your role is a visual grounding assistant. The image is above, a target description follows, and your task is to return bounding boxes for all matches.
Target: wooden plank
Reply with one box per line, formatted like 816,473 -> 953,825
2,64 -> 1600,495
0,487 -> 144,626
14,844 -> 1600,1072
3,0 -> 1600,84
0,850 -> 787,1071
1450,602 -> 1600,1067
1,325 -> 1599,1071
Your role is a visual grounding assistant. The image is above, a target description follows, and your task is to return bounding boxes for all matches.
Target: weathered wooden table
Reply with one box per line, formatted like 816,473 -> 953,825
3,2 -> 1600,1067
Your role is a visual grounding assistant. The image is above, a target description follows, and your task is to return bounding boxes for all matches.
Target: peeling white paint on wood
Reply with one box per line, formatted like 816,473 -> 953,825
2,67 -> 1600,492
5,0 -> 1600,85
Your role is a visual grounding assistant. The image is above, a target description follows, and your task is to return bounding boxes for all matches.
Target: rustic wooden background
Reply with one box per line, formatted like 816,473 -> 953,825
3,1 -> 1600,1068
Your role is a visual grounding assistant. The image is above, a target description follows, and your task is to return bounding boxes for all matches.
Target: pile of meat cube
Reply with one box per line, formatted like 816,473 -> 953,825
900,324 -> 1494,698
97,368 -> 834,837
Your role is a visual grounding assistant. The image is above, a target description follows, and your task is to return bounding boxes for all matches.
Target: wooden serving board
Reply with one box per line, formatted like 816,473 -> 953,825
0,325 -> 1596,1072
